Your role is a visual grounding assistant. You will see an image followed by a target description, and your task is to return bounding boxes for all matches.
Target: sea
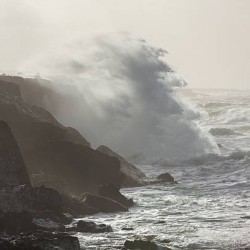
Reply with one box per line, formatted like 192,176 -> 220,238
76,88 -> 250,250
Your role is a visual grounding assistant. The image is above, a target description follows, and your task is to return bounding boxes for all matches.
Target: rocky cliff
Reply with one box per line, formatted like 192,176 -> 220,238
0,78 -> 124,195
0,121 -> 31,187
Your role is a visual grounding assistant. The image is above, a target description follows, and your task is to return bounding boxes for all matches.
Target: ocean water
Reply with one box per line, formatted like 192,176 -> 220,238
76,89 -> 250,250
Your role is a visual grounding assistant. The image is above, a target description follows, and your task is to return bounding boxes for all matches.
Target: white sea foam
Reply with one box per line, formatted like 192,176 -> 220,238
223,108 -> 250,123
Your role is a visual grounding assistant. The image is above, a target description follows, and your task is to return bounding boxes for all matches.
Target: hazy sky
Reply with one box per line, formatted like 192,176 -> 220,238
0,0 -> 250,89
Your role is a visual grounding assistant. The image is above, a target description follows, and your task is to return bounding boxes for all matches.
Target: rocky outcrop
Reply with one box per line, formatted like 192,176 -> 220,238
0,121 -> 31,187
0,79 -> 124,196
0,185 -> 63,214
146,173 -> 177,186
0,231 -> 80,250
97,145 -> 146,187
80,193 -> 128,213
157,173 -> 175,183
98,184 -> 134,208
68,220 -> 112,233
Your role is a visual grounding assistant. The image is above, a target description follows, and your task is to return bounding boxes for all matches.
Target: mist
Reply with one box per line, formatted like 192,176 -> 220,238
20,34 -> 219,162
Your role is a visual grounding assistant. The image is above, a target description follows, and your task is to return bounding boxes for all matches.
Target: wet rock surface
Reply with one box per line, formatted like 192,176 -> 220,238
80,192 -> 128,213
98,184 -> 134,208
157,173 -> 175,183
97,145 -> 146,187
124,239 -> 158,250
68,220 -> 113,233
0,231 -> 80,250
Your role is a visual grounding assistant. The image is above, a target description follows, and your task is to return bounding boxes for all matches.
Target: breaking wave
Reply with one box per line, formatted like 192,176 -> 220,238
20,33 -> 219,162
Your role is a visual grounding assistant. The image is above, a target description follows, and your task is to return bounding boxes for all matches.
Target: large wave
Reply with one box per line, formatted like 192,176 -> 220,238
20,33 -> 219,162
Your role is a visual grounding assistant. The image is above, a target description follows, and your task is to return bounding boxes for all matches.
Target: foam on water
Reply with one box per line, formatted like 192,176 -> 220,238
74,89 -> 250,250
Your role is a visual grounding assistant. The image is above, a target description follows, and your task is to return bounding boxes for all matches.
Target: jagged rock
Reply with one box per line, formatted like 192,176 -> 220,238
98,184 -> 134,208
0,78 -> 125,196
80,193 -> 128,213
67,220 -> 112,233
0,121 -> 31,187
97,145 -> 146,187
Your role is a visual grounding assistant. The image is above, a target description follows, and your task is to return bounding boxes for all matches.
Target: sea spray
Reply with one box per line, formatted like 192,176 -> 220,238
20,33 -> 219,162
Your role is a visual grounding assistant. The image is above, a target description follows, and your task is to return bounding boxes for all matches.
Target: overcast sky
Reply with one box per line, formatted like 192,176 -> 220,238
0,0 -> 250,89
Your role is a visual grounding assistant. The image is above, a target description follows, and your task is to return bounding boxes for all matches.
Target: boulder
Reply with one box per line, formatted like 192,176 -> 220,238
157,173 -> 175,183
98,184 -> 134,208
0,121 -> 31,187
80,193 -> 128,213
97,145 -> 146,187
68,220 -> 112,233
124,240 -> 158,250
0,231 -> 80,250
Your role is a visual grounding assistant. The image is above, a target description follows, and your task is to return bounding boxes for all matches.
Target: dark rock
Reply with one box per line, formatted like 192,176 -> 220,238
0,78 -> 125,197
97,145 -> 146,187
0,79 -> 21,97
124,240 -> 158,250
0,185 -> 63,214
98,184 -> 134,208
0,211 -> 35,235
160,239 -> 171,244
122,227 -> 134,231
60,213 -> 74,225
68,220 -> 112,233
0,121 -> 31,187
2,231 -> 80,250
80,192 -> 128,213
154,220 -> 165,224
0,210 -> 66,235
157,173 -> 175,183
61,193 -> 99,217
240,215 -> 250,219
33,218 -> 65,232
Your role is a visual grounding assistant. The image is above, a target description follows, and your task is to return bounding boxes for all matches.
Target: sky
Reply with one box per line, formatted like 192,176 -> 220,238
0,0 -> 250,89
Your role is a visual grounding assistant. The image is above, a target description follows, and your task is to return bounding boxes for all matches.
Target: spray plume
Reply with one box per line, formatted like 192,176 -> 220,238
21,33 -> 219,162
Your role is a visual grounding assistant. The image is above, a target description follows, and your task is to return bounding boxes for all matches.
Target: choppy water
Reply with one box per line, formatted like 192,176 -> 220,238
78,89 -> 250,250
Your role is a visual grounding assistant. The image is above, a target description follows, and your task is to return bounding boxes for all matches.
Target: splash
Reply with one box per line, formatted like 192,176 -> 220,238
20,33 -> 219,162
